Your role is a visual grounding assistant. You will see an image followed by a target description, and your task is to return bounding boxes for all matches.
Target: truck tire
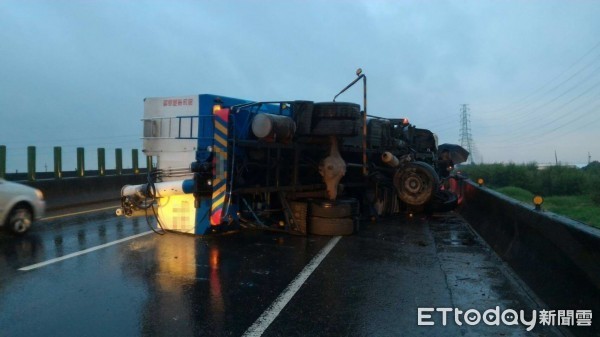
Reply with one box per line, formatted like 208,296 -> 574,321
426,190 -> 458,213
293,101 -> 314,136
311,119 -> 361,137
7,205 -> 33,235
393,162 -> 439,206
308,216 -> 356,236
310,102 -> 362,137
289,201 -> 309,234
352,216 -> 360,234
309,198 -> 359,218
313,102 -> 361,120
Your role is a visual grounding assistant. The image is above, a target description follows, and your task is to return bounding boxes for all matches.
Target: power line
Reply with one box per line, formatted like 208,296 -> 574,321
477,39 -> 600,115
483,79 -> 600,140
479,99 -> 600,150
476,52 -> 600,130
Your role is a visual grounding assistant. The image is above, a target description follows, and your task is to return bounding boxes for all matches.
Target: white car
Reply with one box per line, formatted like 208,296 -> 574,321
0,178 -> 45,234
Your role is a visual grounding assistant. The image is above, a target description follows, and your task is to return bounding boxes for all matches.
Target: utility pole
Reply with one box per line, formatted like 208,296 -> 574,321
589,152 -> 592,165
459,104 -> 474,164
555,150 -> 558,165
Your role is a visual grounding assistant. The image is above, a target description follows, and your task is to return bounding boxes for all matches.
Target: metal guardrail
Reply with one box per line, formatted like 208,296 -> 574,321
0,145 -> 152,181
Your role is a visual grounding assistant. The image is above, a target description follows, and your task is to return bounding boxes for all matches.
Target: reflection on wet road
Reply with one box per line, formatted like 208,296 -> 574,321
0,208 -> 563,337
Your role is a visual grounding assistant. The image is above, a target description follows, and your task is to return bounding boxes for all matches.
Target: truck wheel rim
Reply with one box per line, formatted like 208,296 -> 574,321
394,164 -> 437,206
404,174 -> 423,193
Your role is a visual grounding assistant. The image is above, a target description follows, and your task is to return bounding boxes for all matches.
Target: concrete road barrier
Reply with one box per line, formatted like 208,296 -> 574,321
22,174 -> 147,210
457,179 -> 600,337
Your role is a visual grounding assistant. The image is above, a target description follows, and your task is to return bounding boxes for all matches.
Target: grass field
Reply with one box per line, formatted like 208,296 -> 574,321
495,186 -> 600,229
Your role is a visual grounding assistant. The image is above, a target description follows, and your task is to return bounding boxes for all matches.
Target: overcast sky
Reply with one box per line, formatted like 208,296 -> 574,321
1,0 -> 600,172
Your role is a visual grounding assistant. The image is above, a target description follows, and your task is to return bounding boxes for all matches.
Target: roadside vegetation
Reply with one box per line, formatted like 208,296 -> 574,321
459,162 -> 600,229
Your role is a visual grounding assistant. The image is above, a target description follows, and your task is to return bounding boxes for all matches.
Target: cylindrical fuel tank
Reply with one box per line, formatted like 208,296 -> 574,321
381,152 -> 400,168
251,113 -> 296,142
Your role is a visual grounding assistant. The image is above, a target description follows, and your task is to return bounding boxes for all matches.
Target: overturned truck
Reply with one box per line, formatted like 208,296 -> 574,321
117,71 -> 463,235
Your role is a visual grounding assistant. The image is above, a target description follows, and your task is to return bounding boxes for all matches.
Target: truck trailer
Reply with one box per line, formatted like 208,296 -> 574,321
117,71 -> 463,235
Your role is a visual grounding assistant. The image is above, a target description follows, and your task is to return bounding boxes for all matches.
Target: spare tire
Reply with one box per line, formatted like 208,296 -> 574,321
393,161 -> 439,206
308,216 -> 356,236
309,198 -> 359,218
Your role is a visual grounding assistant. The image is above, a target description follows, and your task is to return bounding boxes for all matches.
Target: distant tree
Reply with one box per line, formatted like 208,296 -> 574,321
583,161 -> 600,174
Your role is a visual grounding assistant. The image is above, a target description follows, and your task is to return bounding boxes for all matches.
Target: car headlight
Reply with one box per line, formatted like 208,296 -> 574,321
35,189 -> 45,201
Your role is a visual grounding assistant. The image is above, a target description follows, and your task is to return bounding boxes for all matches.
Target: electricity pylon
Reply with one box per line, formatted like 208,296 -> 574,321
459,104 -> 475,164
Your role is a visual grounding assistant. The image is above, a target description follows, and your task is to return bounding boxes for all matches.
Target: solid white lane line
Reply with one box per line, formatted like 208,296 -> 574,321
41,205 -> 119,221
242,236 -> 342,337
18,231 -> 153,271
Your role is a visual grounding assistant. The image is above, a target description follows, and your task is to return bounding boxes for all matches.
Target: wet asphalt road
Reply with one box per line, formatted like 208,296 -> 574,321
0,206 -> 566,337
